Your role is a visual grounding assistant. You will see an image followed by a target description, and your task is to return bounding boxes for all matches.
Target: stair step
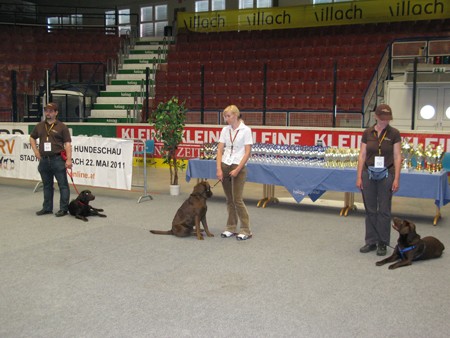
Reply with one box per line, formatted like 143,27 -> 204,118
90,109 -> 140,121
116,73 -> 149,81
88,36 -> 167,123
136,40 -> 173,46
99,91 -> 145,97
110,79 -> 146,85
122,63 -> 163,70
127,53 -> 160,60
130,49 -> 165,55
23,116 -> 41,122
108,79 -> 154,88
93,103 -> 143,110
96,96 -> 143,104
118,69 -> 156,75
87,117 -> 132,123
106,85 -> 142,91
133,45 -> 165,51
123,59 -> 165,64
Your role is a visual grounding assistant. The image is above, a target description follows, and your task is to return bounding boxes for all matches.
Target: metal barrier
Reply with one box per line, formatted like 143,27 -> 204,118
132,139 -> 154,203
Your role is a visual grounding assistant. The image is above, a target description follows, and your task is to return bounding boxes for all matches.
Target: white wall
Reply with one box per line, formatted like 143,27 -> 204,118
385,78 -> 450,131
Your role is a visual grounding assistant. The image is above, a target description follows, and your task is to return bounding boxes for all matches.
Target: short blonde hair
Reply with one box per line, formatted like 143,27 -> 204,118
223,105 -> 240,119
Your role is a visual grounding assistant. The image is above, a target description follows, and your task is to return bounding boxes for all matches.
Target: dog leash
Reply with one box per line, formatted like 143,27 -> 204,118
211,175 -> 231,188
66,168 -> 80,195
61,150 -> 80,195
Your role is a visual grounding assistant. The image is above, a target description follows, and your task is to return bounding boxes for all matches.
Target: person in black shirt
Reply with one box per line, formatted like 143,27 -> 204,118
356,104 -> 401,256
30,102 -> 73,217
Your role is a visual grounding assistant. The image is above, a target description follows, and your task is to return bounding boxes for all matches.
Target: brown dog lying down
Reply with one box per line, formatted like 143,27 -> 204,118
376,217 -> 445,269
150,181 -> 214,240
68,190 -> 107,222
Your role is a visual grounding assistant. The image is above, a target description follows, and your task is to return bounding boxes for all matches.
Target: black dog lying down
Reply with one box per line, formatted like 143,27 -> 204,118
68,190 -> 106,222
376,217 -> 445,269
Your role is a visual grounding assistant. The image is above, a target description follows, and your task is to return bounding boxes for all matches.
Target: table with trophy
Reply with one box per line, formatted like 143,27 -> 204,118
186,141 -> 450,225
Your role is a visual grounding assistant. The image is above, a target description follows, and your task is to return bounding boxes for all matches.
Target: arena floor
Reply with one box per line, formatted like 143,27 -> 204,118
1,166 -> 449,337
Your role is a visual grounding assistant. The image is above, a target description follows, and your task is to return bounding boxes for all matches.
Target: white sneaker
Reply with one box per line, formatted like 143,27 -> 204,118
221,231 -> 237,238
236,233 -> 252,241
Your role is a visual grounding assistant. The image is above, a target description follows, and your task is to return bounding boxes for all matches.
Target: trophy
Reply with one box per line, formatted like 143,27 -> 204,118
201,142 -> 218,160
317,146 -> 326,166
200,143 -> 208,160
323,147 -> 333,168
424,144 -> 436,172
350,148 -> 359,168
435,144 -> 445,172
414,143 -> 425,171
401,139 -> 413,171
329,147 -> 339,168
341,148 -> 350,168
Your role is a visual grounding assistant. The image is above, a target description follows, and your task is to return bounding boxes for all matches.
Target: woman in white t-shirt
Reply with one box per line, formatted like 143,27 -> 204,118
216,105 -> 253,240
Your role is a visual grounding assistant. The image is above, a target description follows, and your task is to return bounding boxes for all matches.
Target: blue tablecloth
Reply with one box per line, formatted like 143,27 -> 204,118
186,159 -> 450,208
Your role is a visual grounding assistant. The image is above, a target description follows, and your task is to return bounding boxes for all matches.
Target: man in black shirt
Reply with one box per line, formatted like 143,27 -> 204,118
30,102 -> 73,217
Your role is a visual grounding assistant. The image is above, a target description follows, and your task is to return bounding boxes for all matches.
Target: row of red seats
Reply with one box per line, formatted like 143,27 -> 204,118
184,111 -> 356,128
168,44 -> 385,63
156,93 -> 361,112
177,35 -> 387,51
157,67 -> 371,87
3,52 -> 111,68
166,55 -> 379,74
156,79 -> 366,98
156,20 -> 446,112
0,26 -> 122,111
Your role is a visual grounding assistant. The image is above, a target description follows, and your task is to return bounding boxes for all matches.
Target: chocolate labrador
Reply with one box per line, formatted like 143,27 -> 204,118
376,217 -> 445,269
150,181 -> 214,240
68,190 -> 107,222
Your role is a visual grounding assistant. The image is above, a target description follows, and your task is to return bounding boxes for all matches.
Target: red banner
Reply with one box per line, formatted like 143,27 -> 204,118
117,125 -> 450,160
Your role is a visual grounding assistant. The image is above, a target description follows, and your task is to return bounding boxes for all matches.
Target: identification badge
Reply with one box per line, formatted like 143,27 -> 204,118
44,142 -> 52,152
374,156 -> 385,168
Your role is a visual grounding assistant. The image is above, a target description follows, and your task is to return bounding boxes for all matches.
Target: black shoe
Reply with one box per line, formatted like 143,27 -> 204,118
360,243 -> 377,253
36,209 -> 53,216
55,210 -> 68,217
377,243 -> 387,256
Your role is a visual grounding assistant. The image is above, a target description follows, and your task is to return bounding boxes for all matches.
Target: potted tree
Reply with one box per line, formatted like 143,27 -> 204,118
151,97 -> 187,195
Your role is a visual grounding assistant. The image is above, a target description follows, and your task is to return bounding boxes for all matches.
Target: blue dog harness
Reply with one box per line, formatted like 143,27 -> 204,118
398,245 -> 416,259
398,244 -> 425,261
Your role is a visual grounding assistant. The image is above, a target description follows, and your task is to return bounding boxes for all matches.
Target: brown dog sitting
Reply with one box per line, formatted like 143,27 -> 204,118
150,181 -> 214,240
376,217 -> 445,269
68,190 -> 107,222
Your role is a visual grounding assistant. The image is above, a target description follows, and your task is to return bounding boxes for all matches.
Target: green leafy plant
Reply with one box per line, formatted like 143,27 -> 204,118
150,97 -> 187,186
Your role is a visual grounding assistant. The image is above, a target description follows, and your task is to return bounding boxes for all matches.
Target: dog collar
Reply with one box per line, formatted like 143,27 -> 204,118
77,200 -> 87,206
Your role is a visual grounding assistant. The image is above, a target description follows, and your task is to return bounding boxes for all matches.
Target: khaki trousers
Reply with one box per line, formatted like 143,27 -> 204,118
221,163 -> 251,235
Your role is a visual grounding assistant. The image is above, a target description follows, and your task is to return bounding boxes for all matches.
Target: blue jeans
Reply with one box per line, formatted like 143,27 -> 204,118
38,155 -> 70,212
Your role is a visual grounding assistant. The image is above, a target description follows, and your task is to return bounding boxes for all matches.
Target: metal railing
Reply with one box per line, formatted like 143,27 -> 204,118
132,138 -> 154,203
362,45 -> 391,127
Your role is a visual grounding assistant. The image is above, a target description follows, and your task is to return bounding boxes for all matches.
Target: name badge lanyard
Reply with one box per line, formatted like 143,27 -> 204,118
45,123 -> 55,141
229,129 -> 240,154
373,129 -> 387,156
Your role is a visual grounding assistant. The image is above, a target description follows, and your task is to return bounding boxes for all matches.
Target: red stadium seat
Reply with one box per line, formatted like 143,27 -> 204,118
204,95 -> 218,109
266,96 -> 283,110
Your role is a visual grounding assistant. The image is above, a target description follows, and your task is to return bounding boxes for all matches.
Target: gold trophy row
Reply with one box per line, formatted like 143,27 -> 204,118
323,147 -> 359,168
401,139 -> 445,173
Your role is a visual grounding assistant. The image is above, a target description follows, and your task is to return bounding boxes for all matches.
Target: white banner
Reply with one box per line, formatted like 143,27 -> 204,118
0,135 -> 134,190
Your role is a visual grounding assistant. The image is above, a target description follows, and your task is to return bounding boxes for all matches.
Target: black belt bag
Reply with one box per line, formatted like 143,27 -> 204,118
368,166 -> 388,180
